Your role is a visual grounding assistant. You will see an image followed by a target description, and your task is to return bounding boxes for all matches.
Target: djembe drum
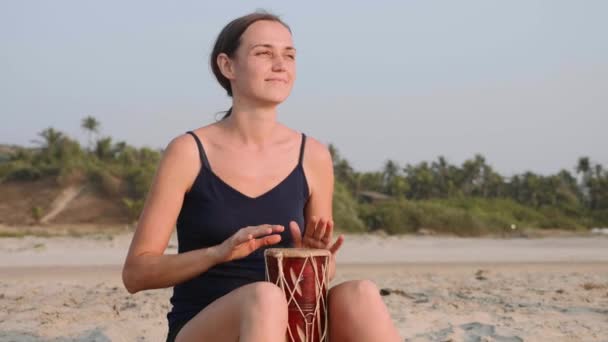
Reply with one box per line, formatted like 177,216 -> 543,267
264,248 -> 331,342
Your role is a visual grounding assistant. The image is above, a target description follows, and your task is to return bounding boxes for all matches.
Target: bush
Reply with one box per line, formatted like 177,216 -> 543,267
124,164 -> 157,199
31,206 -> 43,222
414,201 -> 484,236
122,197 -> 145,223
360,199 -> 422,234
7,165 -> 43,181
333,181 -> 366,232
88,167 -> 123,197
590,209 -> 608,227
56,164 -> 87,186
355,197 -> 593,236
537,207 -> 584,230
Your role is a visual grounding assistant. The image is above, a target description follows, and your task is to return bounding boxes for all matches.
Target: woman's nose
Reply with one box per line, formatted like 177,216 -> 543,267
271,55 -> 287,71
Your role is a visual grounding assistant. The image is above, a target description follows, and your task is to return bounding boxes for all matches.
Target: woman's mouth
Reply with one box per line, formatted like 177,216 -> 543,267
265,78 -> 288,83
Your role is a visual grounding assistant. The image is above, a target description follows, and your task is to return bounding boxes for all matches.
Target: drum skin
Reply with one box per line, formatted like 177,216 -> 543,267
265,248 -> 331,342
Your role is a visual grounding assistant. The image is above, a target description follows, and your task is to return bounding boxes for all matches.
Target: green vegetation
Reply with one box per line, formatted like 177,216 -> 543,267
0,121 -> 161,223
329,145 -> 608,235
1,118 -> 606,235
31,206 -> 43,223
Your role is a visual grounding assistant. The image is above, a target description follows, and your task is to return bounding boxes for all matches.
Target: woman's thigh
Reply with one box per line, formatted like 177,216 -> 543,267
174,281 -> 286,342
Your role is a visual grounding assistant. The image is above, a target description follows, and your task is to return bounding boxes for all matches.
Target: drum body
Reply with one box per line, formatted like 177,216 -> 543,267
264,248 -> 331,342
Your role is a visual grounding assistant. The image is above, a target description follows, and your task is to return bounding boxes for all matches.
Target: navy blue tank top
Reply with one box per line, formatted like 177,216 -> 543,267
167,131 -> 310,328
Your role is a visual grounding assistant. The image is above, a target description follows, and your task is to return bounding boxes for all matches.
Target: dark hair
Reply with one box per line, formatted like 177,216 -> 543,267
210,11 -> 291,119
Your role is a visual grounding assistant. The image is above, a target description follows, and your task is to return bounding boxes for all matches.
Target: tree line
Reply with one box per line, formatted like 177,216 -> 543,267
0,117 -> 160,221
1,117 -> 606,235
330,145 -> 607,234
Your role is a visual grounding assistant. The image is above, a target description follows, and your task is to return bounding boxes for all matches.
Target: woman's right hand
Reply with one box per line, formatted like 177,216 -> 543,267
211,224 -> 285,263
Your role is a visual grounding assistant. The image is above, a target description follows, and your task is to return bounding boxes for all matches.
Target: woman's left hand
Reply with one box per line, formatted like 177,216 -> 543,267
289,216 -> 344,253
289,217 -> 344,281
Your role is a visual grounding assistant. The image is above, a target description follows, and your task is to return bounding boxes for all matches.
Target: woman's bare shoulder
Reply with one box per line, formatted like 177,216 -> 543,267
160,128 -> 214,179
157,129 -> 213,193
164,133 -> 198,162
300,133 -> 333,198
168,122 -> 220,156
302,134 -> 332,167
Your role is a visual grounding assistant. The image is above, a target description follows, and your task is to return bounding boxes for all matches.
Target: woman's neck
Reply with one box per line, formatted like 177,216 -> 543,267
220,102 -> 281,148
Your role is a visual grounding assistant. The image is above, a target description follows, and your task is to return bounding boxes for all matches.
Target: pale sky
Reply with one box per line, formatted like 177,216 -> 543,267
1,1 -> 606,176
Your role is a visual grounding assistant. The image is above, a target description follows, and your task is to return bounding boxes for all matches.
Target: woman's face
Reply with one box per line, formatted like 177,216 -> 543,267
228,20 -> 296,106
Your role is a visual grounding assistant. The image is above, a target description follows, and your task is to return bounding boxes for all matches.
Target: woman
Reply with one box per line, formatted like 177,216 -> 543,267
122,11 -> 401,342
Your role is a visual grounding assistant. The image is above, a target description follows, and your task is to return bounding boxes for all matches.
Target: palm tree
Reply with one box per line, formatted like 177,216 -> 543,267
81,116 -> 100,151
358,171 -> 384,194
95,137 -> 113,160
576,156 -> 592,207
521,171 -> 541,207
431,156 -> 450,197
31,127 -> 83,163
328,143 -> 339,164
328,144 -> 358,193
576,157 -> 590,175
403,162 -> 434,199
35,127 -> 64,151
382,159 -> 399,191
460,154 -> 488,196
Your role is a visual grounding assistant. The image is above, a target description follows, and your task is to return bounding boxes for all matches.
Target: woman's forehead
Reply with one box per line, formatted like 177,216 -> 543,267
241,21 -> 293,49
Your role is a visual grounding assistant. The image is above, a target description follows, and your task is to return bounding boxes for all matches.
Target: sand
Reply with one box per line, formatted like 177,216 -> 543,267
1,231 -> 607,341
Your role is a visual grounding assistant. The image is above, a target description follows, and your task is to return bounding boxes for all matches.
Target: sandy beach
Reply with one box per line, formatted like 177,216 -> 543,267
1,231 -> 607,341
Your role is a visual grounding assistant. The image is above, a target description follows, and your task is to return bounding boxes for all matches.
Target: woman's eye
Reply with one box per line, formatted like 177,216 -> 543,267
256,51 -> 271,56
286,54 -> 296,60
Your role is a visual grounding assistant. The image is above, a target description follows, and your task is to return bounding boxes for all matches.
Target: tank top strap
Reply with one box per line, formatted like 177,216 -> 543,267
298,133 -> 307,166
185,131 -> 212,171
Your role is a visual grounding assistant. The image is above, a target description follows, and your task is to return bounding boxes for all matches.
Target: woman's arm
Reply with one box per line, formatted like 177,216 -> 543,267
122,134 -> 220,294
301,137 -> 344,281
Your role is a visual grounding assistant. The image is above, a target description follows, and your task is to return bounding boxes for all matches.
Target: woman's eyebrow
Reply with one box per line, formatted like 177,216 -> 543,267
250,43 -> 296,52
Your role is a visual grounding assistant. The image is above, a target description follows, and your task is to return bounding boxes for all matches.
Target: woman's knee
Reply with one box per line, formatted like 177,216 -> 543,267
331,279 -> 379,300
329,279 -> 382,316
241,282 -> 288,315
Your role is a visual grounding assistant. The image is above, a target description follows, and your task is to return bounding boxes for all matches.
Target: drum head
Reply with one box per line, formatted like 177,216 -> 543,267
265,248 -> 330,258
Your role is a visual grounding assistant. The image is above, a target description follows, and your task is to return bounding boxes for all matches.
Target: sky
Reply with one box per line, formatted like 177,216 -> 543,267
1,0 -> 606,176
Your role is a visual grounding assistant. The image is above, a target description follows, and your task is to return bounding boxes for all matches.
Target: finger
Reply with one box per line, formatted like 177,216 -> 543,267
258,224 -> 285,235
304,216 -> 319,240
322,220 -> 334,244
289,221 -> 302,248
257,224 -> 284,232
257,234 -> 282,247
245,234 -> 282,254
262,224 -> 284,237
245,225 -> 275,239
302,217 -> 318,247
233,230 -> 254,246
321,219 -> 333,244
313,218 -> 327,240
329,234 -> 345,255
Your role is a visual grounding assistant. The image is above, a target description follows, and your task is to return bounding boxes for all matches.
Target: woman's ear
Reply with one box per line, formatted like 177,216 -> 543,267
217,53 -> 236,80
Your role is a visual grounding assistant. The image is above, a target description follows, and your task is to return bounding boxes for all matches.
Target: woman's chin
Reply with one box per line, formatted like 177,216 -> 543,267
256,93 -> 290,106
